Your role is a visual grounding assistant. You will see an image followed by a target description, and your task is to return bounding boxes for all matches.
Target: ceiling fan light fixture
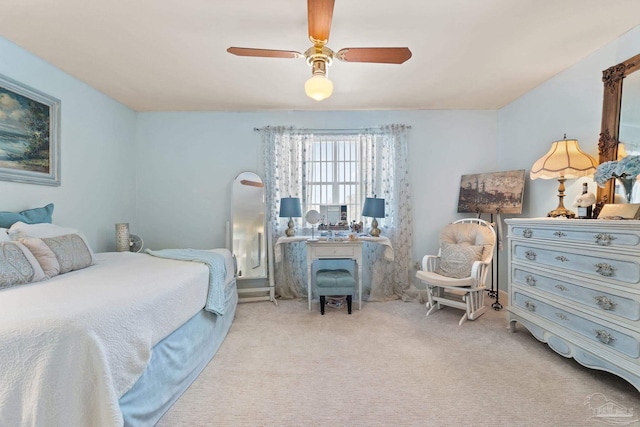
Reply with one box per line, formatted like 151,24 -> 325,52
305,57 -> 333,101
305,74 -> 333,101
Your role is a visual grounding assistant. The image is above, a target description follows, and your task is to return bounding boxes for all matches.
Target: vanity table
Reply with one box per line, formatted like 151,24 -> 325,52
506,217 -> 640,391
306,240 -> 363,311
274,235 -> 394,310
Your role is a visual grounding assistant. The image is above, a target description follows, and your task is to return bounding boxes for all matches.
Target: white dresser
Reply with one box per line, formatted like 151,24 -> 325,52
506,218 -> 640,391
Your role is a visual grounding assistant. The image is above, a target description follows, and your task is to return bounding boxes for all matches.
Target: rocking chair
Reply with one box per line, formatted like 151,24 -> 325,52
416,218 -> 496,325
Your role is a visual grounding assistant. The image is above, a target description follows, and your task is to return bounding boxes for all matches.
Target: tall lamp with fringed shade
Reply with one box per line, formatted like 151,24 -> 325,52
279,197 -> 302,237
530,136 -> 598,218
362,196 -> 385,237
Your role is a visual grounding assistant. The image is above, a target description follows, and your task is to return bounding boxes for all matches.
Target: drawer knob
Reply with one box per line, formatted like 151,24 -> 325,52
523,228 -> 533,238
525,275 -> 536,286
525,250 -> 536,261
555,313 -> 569,321
525,301 -> 536,312
595,263 -> 616,277
553,231 -> 567,238
554,284 -> 568,292
594,295 -> 617,311
555,255 -> 569,262
594,329 -> 615,345
594,233 -> 616,246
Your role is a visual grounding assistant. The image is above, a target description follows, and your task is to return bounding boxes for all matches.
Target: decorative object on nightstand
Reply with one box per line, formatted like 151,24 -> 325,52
362,196 -> 385,237
530,136 -> 598,218
115,223 -> 130,252
279,197 -> 302,237
115,223 -> 144,253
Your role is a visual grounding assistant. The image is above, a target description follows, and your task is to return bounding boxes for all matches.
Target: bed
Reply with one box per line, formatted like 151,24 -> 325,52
0,216 -> 237,427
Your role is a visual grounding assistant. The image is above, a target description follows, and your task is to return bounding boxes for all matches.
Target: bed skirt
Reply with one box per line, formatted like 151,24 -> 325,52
119,279 -> 238,426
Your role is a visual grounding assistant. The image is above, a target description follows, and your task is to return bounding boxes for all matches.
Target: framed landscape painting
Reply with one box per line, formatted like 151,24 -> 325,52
457,169 -> 525,214
0,74 -> 60,186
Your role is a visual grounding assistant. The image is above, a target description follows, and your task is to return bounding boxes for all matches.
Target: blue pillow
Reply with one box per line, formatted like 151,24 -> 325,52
0,203 -> 54,228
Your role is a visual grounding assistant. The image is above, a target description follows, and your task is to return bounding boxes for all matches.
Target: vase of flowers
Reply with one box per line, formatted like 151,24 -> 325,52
594,155 -> 640,203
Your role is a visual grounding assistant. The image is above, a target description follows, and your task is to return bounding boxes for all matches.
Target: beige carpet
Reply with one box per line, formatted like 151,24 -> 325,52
156,298 -> 640,427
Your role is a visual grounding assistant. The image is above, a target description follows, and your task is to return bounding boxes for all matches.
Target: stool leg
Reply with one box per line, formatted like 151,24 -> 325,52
320,296 -> 325,315
347,295 -> 352,314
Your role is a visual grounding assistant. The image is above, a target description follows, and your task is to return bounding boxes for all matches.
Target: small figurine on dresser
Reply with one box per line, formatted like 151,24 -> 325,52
575,182 -> 596,218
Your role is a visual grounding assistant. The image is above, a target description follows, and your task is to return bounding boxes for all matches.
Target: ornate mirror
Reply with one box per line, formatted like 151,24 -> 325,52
232,172 -> 267,279
597,53 -> 640,204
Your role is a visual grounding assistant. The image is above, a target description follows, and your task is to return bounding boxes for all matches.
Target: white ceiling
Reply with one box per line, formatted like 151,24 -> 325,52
1,0 -> 639,112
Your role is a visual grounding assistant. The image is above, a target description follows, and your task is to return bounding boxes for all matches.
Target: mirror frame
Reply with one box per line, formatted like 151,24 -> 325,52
597,53 -> 640,204
232,171 -> 267,280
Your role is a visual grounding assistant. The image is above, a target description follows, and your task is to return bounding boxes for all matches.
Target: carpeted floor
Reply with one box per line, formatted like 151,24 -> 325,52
156,298 -> 640,427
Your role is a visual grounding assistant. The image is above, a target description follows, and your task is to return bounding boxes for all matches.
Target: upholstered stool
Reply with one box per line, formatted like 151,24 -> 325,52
316,269 -> 355,315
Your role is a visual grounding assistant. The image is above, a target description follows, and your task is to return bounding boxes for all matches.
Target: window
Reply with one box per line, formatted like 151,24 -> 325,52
305,135 -> 364,225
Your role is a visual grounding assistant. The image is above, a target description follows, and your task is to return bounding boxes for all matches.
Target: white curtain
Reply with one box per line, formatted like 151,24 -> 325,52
260,125 -> 413,301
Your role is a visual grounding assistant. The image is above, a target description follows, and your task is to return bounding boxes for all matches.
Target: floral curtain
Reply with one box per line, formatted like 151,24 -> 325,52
259,125 -> 413,301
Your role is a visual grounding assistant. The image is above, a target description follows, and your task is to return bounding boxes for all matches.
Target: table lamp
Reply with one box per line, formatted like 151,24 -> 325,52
362,196 -> 385,237
530,136 -> 597,218
279,197 -> 302,236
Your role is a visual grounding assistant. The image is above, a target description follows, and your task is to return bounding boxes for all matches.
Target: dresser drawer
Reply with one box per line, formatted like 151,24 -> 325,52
510,224 -> 640,249
308,243 -> 360,258
512,291 -> 640,359
512,241 -> 640,285
512,267 -> 640,322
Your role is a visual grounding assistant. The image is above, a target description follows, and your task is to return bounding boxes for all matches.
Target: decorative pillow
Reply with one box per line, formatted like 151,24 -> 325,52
41,234 -> 94,274
0,228 -> 9,242
0,203 -> 54,228
435,242 -> 484,279
20,238 -> 61,278
0,241 -> 47,290
8,222 -> 79,240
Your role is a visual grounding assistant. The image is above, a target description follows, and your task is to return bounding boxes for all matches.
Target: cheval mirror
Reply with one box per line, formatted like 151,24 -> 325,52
231,172 -> 276,305
598,53 -> 640,204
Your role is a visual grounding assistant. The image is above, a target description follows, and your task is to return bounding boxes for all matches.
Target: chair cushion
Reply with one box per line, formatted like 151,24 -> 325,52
440,222 -> 494,262
316,269 -> 355,287
316,269 -> 355,296
435,242 -> 483,279
416,269 -> 474,287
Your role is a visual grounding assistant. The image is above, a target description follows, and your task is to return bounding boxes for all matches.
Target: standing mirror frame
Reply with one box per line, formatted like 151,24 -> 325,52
231,171 -> 277,306
232,172 -> 267,279
597,53 -> 640,205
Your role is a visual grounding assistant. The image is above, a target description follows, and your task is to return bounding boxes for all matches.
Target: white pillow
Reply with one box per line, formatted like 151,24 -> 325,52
8,222 -> 79,240
0,228 -> 9,242
435,242 -> 484,279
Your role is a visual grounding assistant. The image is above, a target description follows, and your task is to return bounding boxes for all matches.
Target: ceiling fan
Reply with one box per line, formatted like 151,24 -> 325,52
227,0 -> 412,101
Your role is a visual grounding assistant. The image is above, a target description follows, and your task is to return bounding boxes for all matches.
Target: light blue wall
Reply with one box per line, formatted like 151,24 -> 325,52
0,37 -> 138,252
135,110 -> 498,271
496,25 -> 640,290
2,22 -> 638,290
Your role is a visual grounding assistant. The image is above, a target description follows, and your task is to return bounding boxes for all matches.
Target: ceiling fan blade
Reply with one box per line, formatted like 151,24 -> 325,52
308,0 -> 335,44
336,47 -> 412,64
227,47 -> 303,59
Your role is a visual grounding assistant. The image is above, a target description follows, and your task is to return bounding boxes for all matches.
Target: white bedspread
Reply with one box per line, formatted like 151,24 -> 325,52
0,251 -> 231,427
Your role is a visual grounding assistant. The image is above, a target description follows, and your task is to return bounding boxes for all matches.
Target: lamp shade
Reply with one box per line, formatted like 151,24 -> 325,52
279,197 -> 302,218
305,74 -> 333,101
530,138 -> 597,180
362,197 -> 385,218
